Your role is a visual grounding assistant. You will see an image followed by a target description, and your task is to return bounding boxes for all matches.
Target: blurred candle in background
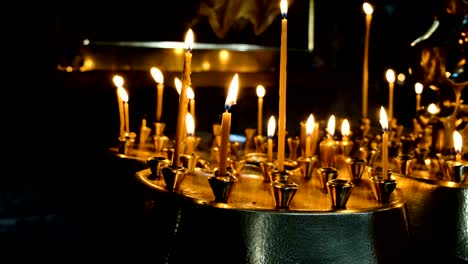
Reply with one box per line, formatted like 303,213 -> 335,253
453,130 -> 462,162
267,115 -> 276,162
362,2 -> 374,119
185,112 -> 196,154
187,87 -> 195,120
380,107 -> 389,179
118,86 -> 130,135
305,114 -> 314,157
256,85 -> 266,136
386,69 -> 395,122
113,75 -> 125,139
151,67 -> 164,122
277,0 -> 288,172
415,82 -> 423,111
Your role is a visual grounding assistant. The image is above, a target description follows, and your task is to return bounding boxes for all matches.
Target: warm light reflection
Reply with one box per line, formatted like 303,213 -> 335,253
202,61 -> 211,71
327,115 -> 336,137
174,77 -> 182,94
225,74 -> 239,109
187,87 -> 195,100
268,116 -> 276,138
113,75 -> 124,88
256,85 -> 265,98
66,66 -> 73,72
446,72 -> 452,78
415,82 -> 423,94
380,106 -> 388,132
386,69 -> 395,83
454,130 -> 462,154
173,48 -> 184,55
306,114 -> 315,136
150,67 -> 164,83
219,50 -> 230,62
280,0 -> 288,16
185,29 -> 194,51
341,119 -> 350,137
363,2 -> 373,15
397,73 -> 405,82
118,87 -> 129,103
186,112 -> 195,136
428,103 -> 440,114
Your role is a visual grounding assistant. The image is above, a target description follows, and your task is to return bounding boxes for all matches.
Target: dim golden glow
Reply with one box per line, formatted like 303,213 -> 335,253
83,39 -> 90,45
454,130 -> 462,154
428,103 -> 440,114
174,77 -> 182,95
150,67 -> 164,83
280,0 -> 288,16
66,66 -> 73,72
268,116 -> 276,138
113,75 -> 124,88
256,85 -> 265,98
363,2 -> 373,15
202,61 -> 211,71
186,112 -> 195,136
306,114 -> 315,136
327,115 -> 336,137
380,106 -> 388,132
446,72 -> 452,78
185,29 -> 194,51
415,82 -> 423,94
118,87 -> 129,103
397,73 -> 405,82
187,87 -> 195,100
386,69 -> 395,83
219,50 -> 230,62
173,48 -> 184,55
225,74 -> 239,109
341,119 -> 350,137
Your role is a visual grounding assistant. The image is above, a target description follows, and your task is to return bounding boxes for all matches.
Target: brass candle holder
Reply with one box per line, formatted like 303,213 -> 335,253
147,156 -> 170,180
288,136 -> 300,160
345,157 -> 366,184
254,135 -> 267,153
394,154 -> 416,176
259,161 -> 275,182
326,179 -> 355,209
297,156 -> 320,181
161,165 -> 187,192
443,160 -> 468,183
368,167 -> 397,205
316,167 -> 339,194
208,170 -> 238,203
271,178 -> 298,209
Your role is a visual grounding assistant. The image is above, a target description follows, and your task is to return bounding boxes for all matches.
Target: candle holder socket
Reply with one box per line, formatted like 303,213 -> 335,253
345,157 -> 366,184
161,166 -> 187,192
288,136 -> 300,160
153,122 -> 166,137
339,140 -> 354,157
243,128 -> 257,154
147,156 -> 170,180
443,160 -> 468,183
229,158 -> 246,176
394,154 -> 416,176
271,180 -> 298,209
153,135 -> 169,154
270,169 -> 291,182
139,126 -> 152,145
254,135 -> 267,153
259,161 -> 275,182
298,156 -> 320,181
358,146 -> 379,167
316,167 -> 339,194
180,153 -> 199,174
208,171 -> 238,203
118,137 -> 131,155
326,179 -> 355,209
369,175 -> 397,205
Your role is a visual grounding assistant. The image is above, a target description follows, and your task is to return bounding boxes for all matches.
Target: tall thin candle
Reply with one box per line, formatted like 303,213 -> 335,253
386,69 -> 395,122
113,75 -> 125,139
362,2 -> 374,119
277,0 -> 288,172
119,87 -> 130,135
218,74 -> 239,176
173,29 -> 194,168
305,114 -> 314,157
256,85 -> 265,136
454,130 -> 463,162
267,115 -> 276,162
151,67 -> 164,122
380,106 -> 389,180
415,82 -> 423,111
185,112 -> 195,155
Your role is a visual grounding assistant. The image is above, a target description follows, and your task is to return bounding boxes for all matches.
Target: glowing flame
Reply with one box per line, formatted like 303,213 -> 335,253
363,2 -> 373,15
306,114 -> 315,136
256,85 -> 265,98
113,75 -> 124,88
174,77 -> 182,95
150,67 -> 164,83
118,86 -> 129,103
225,74 -> 239,110
186,112 -> 195,136
327,115 -> 336,137
453,130 -> 462,154
341,119 -> 350,137
187,87 -> 195,100
397,73 -> 405,82
415,82 -> 423,94
428,103 -> 440,114
185,29 -> 194,51
380,106 -> 388,132
268,116 -> 276,138
280,0 -> 288,17
386,69 -> 395,83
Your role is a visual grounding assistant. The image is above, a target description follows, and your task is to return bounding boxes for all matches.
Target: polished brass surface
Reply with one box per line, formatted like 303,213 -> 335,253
326,179 -> 354,209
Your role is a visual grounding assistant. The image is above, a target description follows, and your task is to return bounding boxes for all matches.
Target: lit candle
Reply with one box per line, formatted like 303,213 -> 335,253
341,119 -> 350,141
415,82 -> 423,111
173,29 -> 194,168
151,67 -> 164,122
453,130 -> 462,162
218,74 -> 239,176
113,75 -> 125,139
319,115 -> 336,167
185,112 -> 195,155
267,115 -> 276,162
187,87 -> 195,119
305,114 -> 314,157
174,77 -> 182,95
380,106 -> 389,179
119,87 -> 130,135
386,69 -> 395,122
277,0 -> 288,172
256,85 -> 266,136
362,2 -> 374,119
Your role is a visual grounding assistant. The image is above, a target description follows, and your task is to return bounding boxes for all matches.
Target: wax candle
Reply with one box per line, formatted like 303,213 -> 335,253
187,87 -> 195,119
415,82 -> 423,111
174,77 -> 182,95
113,75 -> 126,139
305,114 -> 314,157
185,112 -> 195,155
218,74 -> 239,176
341,118 -> 350,141
386,69 -> 395,122
453,130 -> 462,162
173,29 -> 194,168
362,2 -> 374,119
256,85 -> 266,136
150,67 -> 164,122
118,86 -> 130,135
319,115 -> 336,167
277,0 -> 288,172
267,115 -> 276,162
380,106 -> 389,179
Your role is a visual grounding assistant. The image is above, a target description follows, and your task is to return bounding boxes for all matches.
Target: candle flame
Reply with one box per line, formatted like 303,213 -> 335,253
428,103 -> 440,114
415,82 -> 423,94
327,115 -> 336,137
174,77 -> 182,95
256,85 -> 265,98
306,114 -> 315,136
341,119 -> 350,137
386,69 -> 395,83
118,86 -> 129,103
363,2 -> 373,15
454,130 -> 462,154
187,87 -> 195,100
186,112 -> 195,136
185,29 -> 194,51
380,106 -> 388,132
225,73 -> 239,110
268,115 -> 276,138
397,73 -> 405,82
150,67 -> 164,84
112,75 -> 124,88
280,0 -> 288,17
